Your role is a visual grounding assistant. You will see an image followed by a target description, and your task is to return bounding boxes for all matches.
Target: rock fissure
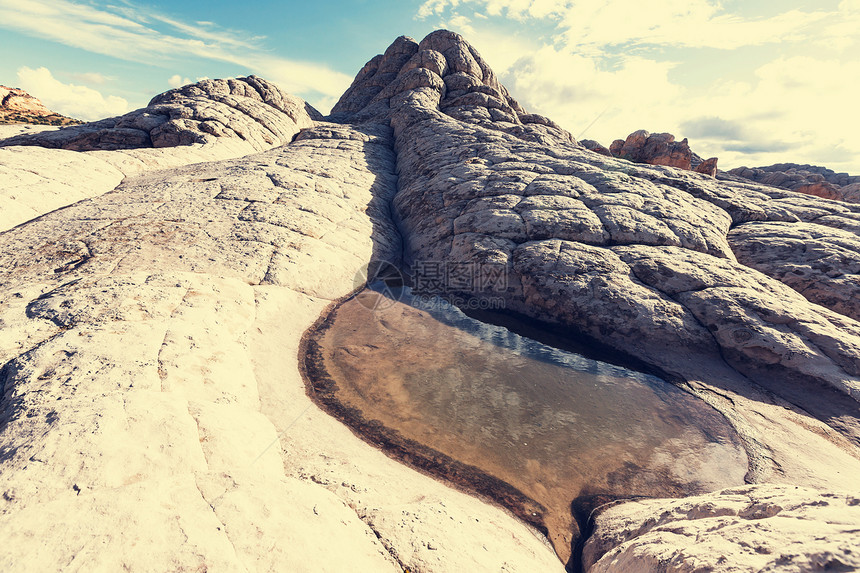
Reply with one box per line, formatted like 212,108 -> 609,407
346,505 -> 410,573
192,478 -> 248,573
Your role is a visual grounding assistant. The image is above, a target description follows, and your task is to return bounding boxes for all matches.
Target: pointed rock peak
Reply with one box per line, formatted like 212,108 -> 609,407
330,36 -> 419,117
329,30 -> 571,143
416,29 -> 503,93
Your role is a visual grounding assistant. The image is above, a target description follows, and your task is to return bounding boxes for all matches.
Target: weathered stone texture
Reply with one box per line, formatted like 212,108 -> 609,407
584,484 -> 860,572
730,163 -> 860,203
0,76 -> 316,152
0,119 -> 564,572
1,29 -> 859,573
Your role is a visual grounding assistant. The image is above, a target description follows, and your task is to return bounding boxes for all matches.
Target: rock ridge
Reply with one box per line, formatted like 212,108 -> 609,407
730,163 -> 860,203
329,30 -> 573,146
0,76 -> 317,152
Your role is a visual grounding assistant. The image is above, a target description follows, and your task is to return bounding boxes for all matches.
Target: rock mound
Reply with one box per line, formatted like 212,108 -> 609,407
0,86 -> 81,126
380,30 -> 860,408
334,28 -> 860,564
610,129 -> 693,169
0,76 -> 317,152
329,30 -> 572,145
729,163 -> 860,203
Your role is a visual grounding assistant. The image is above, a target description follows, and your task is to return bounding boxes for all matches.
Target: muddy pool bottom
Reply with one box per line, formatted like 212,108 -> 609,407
301,287 -> 748,566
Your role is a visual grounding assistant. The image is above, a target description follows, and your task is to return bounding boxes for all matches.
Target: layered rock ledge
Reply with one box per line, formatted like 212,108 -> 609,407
0,76 -> 317,152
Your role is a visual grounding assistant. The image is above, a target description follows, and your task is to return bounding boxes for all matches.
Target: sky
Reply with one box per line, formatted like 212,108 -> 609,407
1,0 -> 858,173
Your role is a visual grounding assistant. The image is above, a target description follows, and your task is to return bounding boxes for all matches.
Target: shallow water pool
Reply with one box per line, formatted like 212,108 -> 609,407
302,286 -> 748,564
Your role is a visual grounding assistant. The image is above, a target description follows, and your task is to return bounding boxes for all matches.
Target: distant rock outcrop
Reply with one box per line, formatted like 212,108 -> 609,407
729,163 -> 860,203
580,138 -> 612,156
586,129 -> 719,176
694,156 -> 719,176
0,76 -> 318,152
0,86 -> 81,126
611,129 -> 693,169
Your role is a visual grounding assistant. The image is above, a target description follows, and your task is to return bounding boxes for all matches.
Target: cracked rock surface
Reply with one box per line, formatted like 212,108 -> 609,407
583,484 -> 860,572
1,29 -> 859,573
0,120 -> 561,572
333,29 -> 860,569
0,76 -> 316,153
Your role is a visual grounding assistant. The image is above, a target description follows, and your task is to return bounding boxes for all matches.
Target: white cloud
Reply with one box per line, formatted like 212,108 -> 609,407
69,71 -> 109,85
500,46 -> 682,140
0,0 -> 352,106
16,66 -> 130,121
418,0 -> 827,49
820,0 -> 860,50
416,0 -> 860,171
556,2 -> 825,51
424,0 -> 565,20
168,74 -> 192,88
684,56 -> 860,171
447,14 -> 476,35
504,50 -> 860,171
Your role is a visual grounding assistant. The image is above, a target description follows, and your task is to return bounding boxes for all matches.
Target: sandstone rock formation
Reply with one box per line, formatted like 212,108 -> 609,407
335,28 -> 860,563
0,76 -> 318,152
0,86 -> 81,126
0,114 -> 562,571
610,129 -> 693,169
0,78 -> 322,232
730,163 -> 860,203
0,29 -> 859,573
584,484 -> 860,571
694,155 -> 718,176
328,34 -> 572,145
590,129 -> 720,176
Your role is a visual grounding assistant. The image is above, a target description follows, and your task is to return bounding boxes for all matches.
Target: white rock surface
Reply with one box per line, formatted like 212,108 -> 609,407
0,76 -> 320,232
2,32 -> 860,572
584,484 -> 860,572
0,136 -> 312,232
0,121 -> 562,572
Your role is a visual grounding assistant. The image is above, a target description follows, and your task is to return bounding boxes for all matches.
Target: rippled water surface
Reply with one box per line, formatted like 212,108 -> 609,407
304,286 -> 748,563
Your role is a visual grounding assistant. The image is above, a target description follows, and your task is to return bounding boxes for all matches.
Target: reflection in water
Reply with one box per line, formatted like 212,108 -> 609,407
302,286 -> 748,565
